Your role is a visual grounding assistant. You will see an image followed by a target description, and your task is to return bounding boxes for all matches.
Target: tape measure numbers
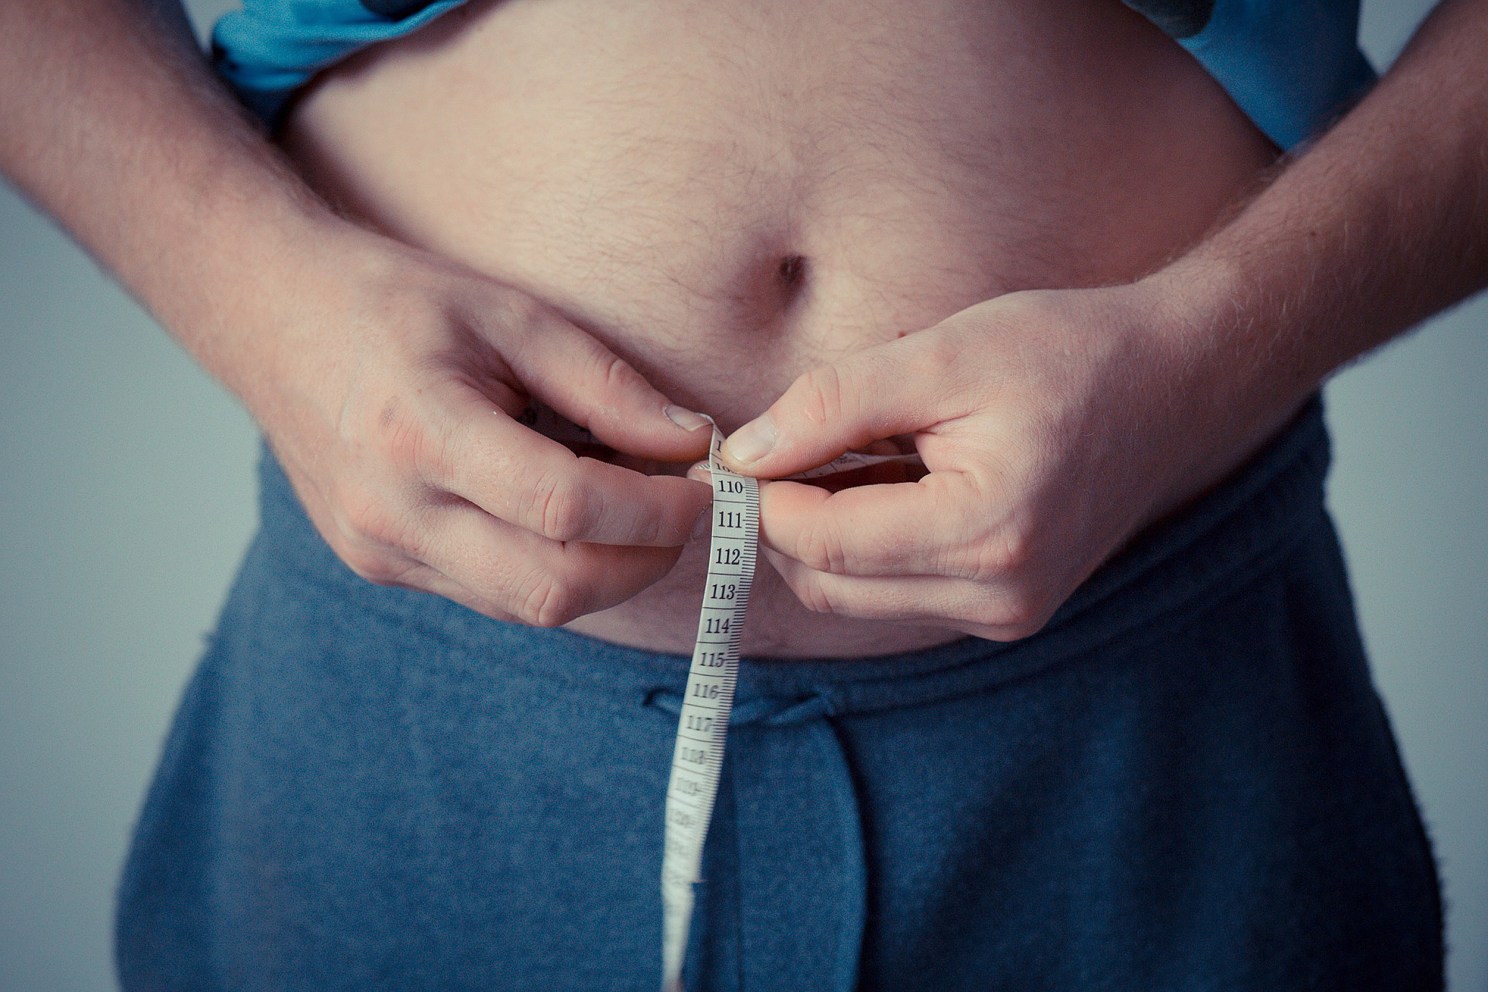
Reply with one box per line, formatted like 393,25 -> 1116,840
519,404 -> 919,991
660,425 -> 758,992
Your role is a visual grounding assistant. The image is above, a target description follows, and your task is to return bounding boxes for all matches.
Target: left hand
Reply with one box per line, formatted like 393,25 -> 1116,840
718,282 -> 1290,641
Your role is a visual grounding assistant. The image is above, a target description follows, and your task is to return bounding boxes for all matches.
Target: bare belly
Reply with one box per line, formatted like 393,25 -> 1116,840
279,0 -> 1277,657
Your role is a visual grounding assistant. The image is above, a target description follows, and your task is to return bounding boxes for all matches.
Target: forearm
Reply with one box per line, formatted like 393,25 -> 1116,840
1152,0 -> 1488,421
0,0 -> 346,404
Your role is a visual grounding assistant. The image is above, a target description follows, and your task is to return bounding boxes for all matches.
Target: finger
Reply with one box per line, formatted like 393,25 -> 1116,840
719,333 -> 961,477
762,548 -> 1052,642
438,384 -> 712,547
360,557 -> 529,626
418,499 -> 685,626
490,303 -> 714,462
756,472 -> 1002,579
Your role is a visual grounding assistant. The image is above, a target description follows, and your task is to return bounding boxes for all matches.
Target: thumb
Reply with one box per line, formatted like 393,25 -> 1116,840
720,335 -> 948,477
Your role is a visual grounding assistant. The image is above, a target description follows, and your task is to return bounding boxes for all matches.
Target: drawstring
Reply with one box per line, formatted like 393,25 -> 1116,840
646,688 -> 867,992
646,688 -> 835,728
815,716 -> 867,992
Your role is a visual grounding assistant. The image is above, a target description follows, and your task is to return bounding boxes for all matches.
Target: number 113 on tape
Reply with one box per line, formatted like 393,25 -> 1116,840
660,424 -> 758,992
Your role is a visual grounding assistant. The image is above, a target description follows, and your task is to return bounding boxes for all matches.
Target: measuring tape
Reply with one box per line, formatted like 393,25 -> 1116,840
660,423 -> 758,992
520,404 -> 917,991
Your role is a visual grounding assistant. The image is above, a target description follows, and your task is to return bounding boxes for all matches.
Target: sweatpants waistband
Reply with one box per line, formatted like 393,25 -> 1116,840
255,398 -> 1332,721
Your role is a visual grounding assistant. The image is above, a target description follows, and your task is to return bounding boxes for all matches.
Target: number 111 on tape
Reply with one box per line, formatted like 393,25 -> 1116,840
660,426 -> 759,992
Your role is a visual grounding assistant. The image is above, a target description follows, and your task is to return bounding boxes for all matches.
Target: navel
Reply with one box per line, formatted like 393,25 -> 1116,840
736,250 -> 811,330
777,253 -> 808,288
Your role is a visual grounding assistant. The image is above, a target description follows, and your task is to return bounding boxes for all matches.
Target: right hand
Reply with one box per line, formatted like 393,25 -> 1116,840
239,224 -> 714,626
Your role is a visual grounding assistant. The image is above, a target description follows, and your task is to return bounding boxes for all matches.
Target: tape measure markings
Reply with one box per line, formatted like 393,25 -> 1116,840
515,403 -> 919,992
659,421 -> 758,992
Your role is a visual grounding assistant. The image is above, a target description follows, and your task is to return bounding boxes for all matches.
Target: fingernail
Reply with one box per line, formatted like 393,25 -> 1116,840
691,507 -> 711,541
722,416 -> 777,465
664,405 -> 713,432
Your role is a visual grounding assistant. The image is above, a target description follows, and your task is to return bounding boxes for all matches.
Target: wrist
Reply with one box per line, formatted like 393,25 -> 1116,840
1138,252 -> 1323,418
1121,257 -> 1320,509
151,188 -> 363,405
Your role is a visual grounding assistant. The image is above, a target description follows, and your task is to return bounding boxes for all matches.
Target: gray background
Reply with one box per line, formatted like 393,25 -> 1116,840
2,0 -> 1483,988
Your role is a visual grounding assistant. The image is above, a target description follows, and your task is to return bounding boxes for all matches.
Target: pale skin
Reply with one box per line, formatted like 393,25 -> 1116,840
1,0 -> 1485,651
718,2 -> 1488,640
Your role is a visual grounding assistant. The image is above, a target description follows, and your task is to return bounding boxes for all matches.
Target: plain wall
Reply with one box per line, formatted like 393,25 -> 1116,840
1,0 -> 1483,988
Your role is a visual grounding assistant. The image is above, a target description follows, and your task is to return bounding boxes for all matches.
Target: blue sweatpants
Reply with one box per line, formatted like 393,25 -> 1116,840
115,399 -> 1442,990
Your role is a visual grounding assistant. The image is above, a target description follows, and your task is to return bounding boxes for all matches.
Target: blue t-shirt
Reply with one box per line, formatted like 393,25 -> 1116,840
211,0 -> 1376,150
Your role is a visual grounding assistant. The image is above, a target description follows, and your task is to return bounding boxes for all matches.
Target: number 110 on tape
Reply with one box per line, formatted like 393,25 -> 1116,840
660,432 -> 759,992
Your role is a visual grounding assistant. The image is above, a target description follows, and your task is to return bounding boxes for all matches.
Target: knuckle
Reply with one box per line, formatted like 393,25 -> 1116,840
339,496 -> 402,551
377,398 -> 423,466
998,617 -> 1052,642
967,524 -> 1035,583
793,364 -> 850,429
411,411 -> 459,485
527,470 -> 594,542
572,337 -> 643,400
599,352 -> 639,395
515,572 -> 585,628
491,285 -> 545,336
922,333 -> 961,376
331,490 -> 428,580
339,541 -> 411,587
790,574 -> 836,615
356,385 -> 455,488
900,332 -> 958,393
630,504 -> 664,547
977,586 -> 1055,640
771,556 -> 839,615
795,519 -> 848,575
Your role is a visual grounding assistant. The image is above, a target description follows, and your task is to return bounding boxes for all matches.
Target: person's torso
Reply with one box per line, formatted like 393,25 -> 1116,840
277,0 -> 1279,656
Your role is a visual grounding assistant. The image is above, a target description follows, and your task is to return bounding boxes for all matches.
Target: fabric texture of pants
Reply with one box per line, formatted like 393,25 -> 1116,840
115,398 -> 1442,991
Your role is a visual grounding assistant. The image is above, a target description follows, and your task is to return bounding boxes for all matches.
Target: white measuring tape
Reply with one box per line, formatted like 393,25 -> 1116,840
520,404 -> 918,991
660,421 -> 924,991
660,423 -> 758,992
